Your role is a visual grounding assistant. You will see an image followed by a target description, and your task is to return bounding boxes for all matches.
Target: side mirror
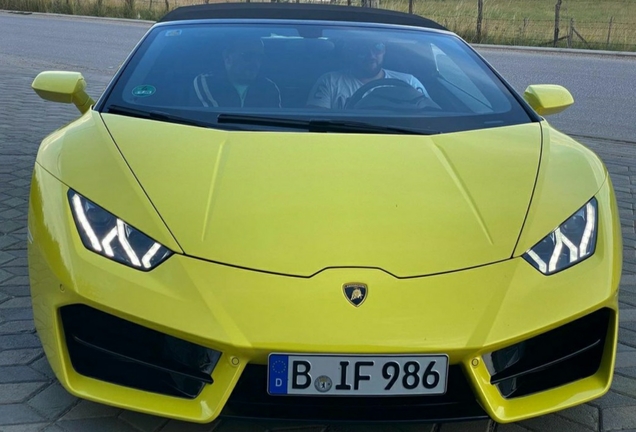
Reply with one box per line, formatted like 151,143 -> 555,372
32,71 -> 95,114
523,84 -> 574,116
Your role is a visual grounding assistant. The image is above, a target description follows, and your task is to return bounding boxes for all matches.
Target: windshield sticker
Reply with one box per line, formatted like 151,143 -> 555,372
132,85 -> 156,97
165,29 -> 182,37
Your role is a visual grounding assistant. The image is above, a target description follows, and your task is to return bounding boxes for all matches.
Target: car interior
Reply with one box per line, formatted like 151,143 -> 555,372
105,22 -> 539,135
120,26 -> 498,114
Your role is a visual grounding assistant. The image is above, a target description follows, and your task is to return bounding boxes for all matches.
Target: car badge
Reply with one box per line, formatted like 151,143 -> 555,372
343,283 -> 367,307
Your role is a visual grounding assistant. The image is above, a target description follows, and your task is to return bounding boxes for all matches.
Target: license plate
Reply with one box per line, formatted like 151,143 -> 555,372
267,354 -> 448,396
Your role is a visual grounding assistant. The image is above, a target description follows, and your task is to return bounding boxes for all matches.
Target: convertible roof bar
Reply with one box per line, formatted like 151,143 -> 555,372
159,2 -> 447,31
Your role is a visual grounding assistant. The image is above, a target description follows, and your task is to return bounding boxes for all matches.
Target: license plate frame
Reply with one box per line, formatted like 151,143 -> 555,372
267,354 -> 449,396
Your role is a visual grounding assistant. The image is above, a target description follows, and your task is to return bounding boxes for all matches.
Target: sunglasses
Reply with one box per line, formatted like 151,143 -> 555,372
230,50 -> 265,62
348,42 -> 386,57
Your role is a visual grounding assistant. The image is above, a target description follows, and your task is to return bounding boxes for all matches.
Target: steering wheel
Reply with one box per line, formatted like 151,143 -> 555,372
344,78 -> 436,110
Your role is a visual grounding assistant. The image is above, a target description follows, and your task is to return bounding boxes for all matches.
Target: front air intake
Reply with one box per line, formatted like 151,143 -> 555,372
486,308 -> 611,398
61,304 -> 221,399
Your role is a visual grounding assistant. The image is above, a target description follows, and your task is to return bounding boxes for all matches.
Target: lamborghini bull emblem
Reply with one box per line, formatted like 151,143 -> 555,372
343,283 -> 368,307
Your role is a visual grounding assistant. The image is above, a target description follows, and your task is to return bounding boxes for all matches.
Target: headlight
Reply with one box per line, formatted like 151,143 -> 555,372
68,191 -> 172,270
523,198 -> 597,275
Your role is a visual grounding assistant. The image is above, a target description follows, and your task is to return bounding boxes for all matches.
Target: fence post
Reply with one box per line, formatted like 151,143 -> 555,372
567,18 -> 574,48
362,0 -> 380,7
607,16 -> 614,47
164,0 -> 169,12
476,0 -> 484,43
409,0 -> 413,14
572,20 -> 591,48
553,0 -> 562,47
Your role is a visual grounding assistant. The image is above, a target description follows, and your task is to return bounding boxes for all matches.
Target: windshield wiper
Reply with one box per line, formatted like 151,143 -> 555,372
106,105 -> 210,128
217,114 -> 440,135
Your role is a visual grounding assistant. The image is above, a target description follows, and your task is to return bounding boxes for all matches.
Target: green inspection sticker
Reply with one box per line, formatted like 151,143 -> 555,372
132,85 -> 156,97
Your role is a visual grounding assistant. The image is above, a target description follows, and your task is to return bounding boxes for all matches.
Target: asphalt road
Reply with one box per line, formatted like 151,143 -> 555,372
481,48 -> 636,143
1,11 -> 635,142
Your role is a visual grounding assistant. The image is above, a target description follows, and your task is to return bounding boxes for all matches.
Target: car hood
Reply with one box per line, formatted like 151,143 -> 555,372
102,114 -> 541,277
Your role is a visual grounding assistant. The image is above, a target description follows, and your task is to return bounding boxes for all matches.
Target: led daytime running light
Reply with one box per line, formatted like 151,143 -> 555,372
69,191 -> 172,270
117,219 -> 142,267
523,198 -> 597,275
142,242 -> 163,269
72,194 -> 103,252
580,202 -> 596,253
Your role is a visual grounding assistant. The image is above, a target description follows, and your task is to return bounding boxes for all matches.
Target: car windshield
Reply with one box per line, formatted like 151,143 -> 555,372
99,21 -> 533,134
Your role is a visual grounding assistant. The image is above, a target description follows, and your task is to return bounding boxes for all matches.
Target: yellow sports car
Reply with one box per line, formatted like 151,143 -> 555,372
28,2 -> 621,425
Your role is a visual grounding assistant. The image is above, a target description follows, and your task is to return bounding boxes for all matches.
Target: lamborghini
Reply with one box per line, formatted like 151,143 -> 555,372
28,2 -> 622,424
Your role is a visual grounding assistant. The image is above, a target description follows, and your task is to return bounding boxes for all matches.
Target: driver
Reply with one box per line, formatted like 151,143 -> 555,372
306,38 -> 428,109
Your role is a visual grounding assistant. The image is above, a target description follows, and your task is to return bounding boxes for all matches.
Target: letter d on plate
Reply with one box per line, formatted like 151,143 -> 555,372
268,354 -> 289,394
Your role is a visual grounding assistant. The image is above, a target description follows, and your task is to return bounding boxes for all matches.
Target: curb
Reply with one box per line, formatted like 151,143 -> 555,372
473,43 -> 636,58
571,134 -> 636,146
0,9 -> 154,25
2,8 -> 636,58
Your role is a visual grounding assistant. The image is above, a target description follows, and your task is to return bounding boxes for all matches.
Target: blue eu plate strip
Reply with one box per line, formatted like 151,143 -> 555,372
268,354 -> 289,395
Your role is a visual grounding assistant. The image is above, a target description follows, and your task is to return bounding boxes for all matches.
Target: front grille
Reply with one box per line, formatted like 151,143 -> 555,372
222,364 -> 487,423
61,304 -> 221,399
487,308 -> 611,398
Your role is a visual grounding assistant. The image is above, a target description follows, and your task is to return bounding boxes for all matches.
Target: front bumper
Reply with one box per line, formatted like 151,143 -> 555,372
28,164 -> 621,423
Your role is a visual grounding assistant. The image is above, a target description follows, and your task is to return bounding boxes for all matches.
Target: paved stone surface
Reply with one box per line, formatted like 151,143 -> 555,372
0,23 -> 636,432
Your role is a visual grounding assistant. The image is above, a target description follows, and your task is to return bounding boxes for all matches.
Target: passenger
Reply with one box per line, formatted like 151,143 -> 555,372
307,38 -> 428,109
194,37 -> 281,108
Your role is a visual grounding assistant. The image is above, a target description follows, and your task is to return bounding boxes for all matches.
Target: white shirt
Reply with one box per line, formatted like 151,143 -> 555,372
307,69 -> 428,109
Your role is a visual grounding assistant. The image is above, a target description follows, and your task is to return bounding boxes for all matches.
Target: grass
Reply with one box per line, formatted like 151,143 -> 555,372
1,0 -> 635,51
385,0 -> 636,50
